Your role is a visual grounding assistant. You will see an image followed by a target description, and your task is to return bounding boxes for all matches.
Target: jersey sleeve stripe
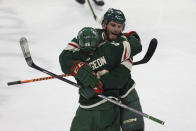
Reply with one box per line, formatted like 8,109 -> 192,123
64,42 -> 79,51
121,59 -> 133,71
68,43 -> 79,48
121,41 -> 131,62
123,47 -> 127,61
128,58 -> 133,64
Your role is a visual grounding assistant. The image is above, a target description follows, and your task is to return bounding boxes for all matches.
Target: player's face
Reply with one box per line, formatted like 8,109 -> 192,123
106,21 -> 123,40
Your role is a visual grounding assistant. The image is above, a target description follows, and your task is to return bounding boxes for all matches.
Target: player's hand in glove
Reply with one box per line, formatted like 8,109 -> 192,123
124,31 -> 140,42
79,81 -> 103,100
71,60 -> 102,90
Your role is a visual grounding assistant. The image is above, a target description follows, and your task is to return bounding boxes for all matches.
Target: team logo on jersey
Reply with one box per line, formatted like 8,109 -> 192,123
88,56 -> 107,70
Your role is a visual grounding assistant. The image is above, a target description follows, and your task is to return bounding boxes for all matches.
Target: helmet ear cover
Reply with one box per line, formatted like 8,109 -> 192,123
77,27 -> 100,53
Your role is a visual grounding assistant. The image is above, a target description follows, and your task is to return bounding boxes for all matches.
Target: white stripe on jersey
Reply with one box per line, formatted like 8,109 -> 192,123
121,40 -> 131,62
64,41 -> 79,52
120,83 -> 136,98
121,59 -> 133,71
79,96 -> 119,109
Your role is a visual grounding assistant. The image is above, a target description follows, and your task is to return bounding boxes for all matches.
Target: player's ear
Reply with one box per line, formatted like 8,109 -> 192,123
102,23 -> 106,30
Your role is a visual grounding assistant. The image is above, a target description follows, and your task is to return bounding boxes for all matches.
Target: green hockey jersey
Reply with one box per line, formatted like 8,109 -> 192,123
59,28 -> 142,108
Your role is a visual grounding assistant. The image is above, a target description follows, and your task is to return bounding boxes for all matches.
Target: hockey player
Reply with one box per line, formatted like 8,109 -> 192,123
59,27 -> 127,131
59,8 -> 144,131
75,0 -> 104,6
100,8 -> 145,131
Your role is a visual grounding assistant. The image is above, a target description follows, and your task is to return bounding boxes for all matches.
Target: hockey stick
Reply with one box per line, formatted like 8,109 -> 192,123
19,37 -> 164,125
86,0 -> 97,20
133,38 -> 157,65
7,74 -> 70,86
19,37 -> 79,87
7,38 -> 157,86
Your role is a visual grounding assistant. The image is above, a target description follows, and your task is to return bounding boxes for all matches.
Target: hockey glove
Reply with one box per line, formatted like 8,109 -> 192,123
79,81 -> 103,100
124,31 -> 142,56
124,31 -> 141,42
79,86 -> 95,100
70,60 -> 102,91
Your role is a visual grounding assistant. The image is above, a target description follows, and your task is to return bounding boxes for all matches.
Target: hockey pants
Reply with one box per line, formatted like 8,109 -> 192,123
70,105 -> 120,131
120,88 -> 144,131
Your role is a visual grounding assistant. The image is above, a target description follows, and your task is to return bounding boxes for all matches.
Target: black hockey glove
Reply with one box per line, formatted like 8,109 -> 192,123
79,86 -> 95,100
79,81 -> 103,100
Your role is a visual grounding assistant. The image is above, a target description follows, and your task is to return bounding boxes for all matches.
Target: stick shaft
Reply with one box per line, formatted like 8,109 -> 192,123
86,0 -> 97,20
99,95 -> 164,125
7,74 -> 69,86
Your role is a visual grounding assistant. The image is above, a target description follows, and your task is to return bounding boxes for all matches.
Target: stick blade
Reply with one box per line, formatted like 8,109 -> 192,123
133,38 -> 158,65
143,38 -> 158,62
19,37 -> 33,66
20,37 -> 30,58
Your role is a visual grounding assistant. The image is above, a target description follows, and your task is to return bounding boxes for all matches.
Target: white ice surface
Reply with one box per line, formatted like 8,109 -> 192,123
0,0 -> 196,131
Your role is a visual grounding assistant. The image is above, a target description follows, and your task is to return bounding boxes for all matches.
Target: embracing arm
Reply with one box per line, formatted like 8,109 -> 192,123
59,50 -> 77,74
99,61 -> 131,90
124,31 -> 142,57
97,33 -> 139,90
59,39 -> 103,100
59,38 -> 80,74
